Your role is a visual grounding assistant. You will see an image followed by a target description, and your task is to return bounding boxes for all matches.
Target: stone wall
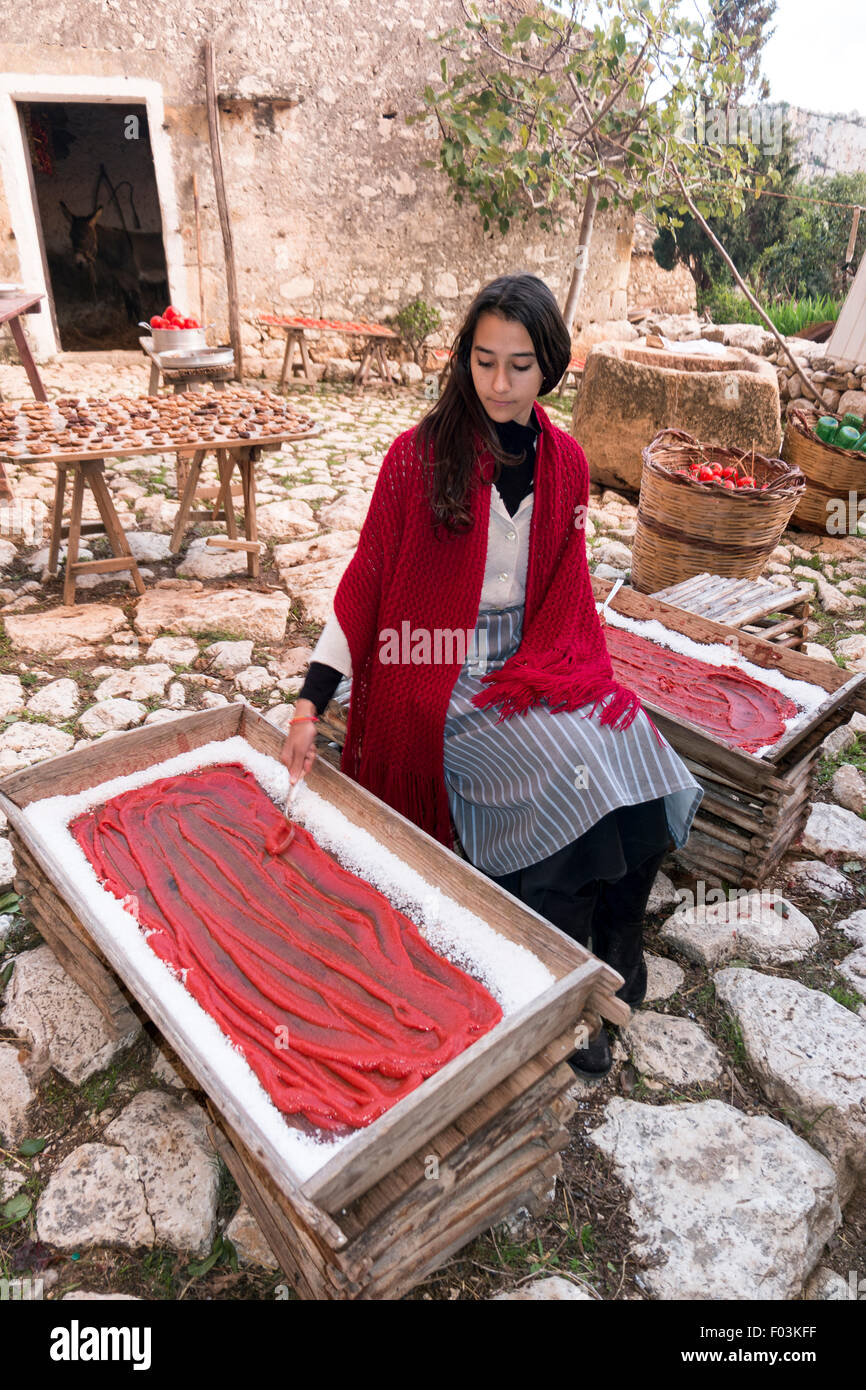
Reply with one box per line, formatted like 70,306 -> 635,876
0,2 -> 635,363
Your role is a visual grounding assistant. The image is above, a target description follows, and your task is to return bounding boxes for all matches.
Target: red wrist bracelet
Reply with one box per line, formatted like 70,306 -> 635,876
290,715 -> 319,725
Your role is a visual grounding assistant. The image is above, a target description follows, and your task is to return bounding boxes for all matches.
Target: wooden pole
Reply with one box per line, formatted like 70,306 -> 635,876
671,163 -> 823,408
192,172 -> 206,329
203,40 -> 244,379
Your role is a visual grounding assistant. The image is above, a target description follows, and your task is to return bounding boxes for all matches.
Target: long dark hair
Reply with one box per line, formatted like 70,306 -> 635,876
415,274 -> 571,534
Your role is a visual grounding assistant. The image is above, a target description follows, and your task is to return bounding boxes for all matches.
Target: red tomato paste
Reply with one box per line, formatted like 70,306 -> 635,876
70,763 -> 502,1132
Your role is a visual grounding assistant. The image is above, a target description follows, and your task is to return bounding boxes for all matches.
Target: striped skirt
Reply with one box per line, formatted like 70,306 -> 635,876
442,605 -> 703,876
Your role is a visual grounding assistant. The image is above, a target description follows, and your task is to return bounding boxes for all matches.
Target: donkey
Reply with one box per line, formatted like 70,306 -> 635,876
60,202 -> 168,321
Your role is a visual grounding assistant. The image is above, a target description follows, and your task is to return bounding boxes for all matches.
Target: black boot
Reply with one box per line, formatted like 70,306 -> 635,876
567,1023 -> 612,1080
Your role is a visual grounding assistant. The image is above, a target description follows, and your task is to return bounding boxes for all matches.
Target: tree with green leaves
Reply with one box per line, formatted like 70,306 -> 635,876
410,0 -> 774,333
709,0 -> 777,100
653,119 -> 800,292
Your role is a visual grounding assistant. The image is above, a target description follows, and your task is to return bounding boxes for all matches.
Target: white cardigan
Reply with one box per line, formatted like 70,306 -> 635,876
311,486 -> 535,677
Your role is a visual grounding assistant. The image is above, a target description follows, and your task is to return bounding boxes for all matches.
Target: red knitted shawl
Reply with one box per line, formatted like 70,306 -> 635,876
333,401 -> 649,850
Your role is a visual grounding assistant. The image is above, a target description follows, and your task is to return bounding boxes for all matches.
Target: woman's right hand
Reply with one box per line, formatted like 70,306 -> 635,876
279,698 -> 319,787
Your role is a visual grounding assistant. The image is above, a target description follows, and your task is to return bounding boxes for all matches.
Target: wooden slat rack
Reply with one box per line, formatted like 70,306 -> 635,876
651,572 -> 813,650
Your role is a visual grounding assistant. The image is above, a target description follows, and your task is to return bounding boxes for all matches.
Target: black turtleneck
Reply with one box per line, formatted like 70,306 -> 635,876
491,406 -> 540,517
297,406 -> 542,716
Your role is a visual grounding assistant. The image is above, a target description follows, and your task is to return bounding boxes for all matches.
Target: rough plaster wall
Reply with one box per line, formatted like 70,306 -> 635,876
0,1 -> 635,356
628,254 -> 697,315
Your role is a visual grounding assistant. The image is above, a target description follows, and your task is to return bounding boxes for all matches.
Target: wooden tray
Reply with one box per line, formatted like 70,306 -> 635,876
591,578 -> 865,883
1,424 -> 321,467
0,703 -> 625,1219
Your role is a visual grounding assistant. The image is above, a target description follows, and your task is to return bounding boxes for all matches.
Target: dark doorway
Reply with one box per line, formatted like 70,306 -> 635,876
20,101 -> 169,350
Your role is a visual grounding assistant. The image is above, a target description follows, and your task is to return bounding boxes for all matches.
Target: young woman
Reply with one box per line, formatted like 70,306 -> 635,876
281,274 -> 702,1078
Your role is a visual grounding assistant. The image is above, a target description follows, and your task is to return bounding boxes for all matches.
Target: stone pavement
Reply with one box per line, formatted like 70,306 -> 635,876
0,353 -> 864,1301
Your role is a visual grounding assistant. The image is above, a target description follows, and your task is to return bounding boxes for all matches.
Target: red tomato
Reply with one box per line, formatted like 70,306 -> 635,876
164,305 -> 182,321
184,317 -> 200,329
698,466 -> 715,482
722,479 -> 736,489
151,316 -> 168,329
721,466 -> 737,479
709,461 -> 722,475
738,475 -> 756,488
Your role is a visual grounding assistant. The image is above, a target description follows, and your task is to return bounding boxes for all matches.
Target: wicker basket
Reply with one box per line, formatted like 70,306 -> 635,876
782,408 -> 866,533
630,429 -> 806,594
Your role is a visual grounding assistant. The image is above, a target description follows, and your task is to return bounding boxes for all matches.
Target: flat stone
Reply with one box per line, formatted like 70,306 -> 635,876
143,709 -> 184,726
270,645 -> 313,678
784,859 -> 856,899
1,944 -> 140,1085
659,891 -> 818,966
278,556 -> 353,624
838,389 -> 866,419
94,663 -> 174,702
273,531 -> 359,569
36,1143 -> 154,1251
594,539 -> 633,569
166,681 -> 185,709
0,674 -> 24,718
287,483 -> 338,501
589,1097 -> 840,1299
644,953 -> 685,1003
177,537 -> 247,581
135,589 -> 290,644
839,946 -> 866,995
621,1012 -> 723,1086
204,640 -> 254,674
0,837 -> 15,886
126,531 -> 173,563
200,691 -> 229,708
803,1267 -> 852,1300
837,909 -> 866,946
225,1203 -> 279,1269
802,642 -> 836,663
0,1042 -> 34,1145
134,495 -> 180,532
253,499 -> 318,542
78,698 -> 146,737
4,604 -> 129,656
145,635 -> 199,666
793,569 -> 860,615
492,1276 -> 594,1301
104,1091 -> 218,1256
714,968 -> 866,1202
234,665 -> 276,693
646,869 -> 679,915
837,635 -> 866,662
592,562 -> 626,581
264,702 -> 294,733
0,721 -> 75,774
801,803 -> 866,858
0,537 -> 19,569
822,724 -> 859,758
832,764 -> 866,815
316,489 -> 371,531
25,678 -> 80,721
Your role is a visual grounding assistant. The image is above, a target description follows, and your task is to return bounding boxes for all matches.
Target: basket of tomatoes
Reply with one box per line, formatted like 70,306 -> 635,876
630,428 -> 805,595
781,407 -> 866,534
148,305 -> 206,354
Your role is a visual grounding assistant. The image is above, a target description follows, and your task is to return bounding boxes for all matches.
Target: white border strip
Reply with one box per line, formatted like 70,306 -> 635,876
0,73 -> 188,358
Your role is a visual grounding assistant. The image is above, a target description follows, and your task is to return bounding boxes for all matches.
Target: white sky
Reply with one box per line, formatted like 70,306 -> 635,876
562,0 -> 864,118
760,0 -> 864,116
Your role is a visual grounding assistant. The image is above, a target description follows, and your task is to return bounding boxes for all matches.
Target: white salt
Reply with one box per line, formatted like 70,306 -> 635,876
22,736 -> 554,1182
